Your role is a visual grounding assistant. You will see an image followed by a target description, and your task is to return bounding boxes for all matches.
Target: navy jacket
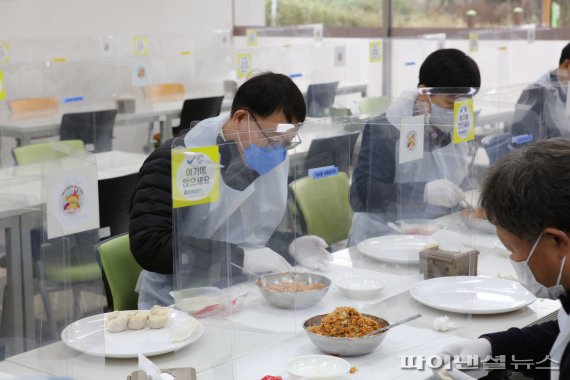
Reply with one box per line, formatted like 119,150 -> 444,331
481,295 -> 570,380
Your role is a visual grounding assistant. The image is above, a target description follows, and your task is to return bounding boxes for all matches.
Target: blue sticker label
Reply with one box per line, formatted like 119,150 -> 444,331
511,134 -> 533,145
63,96 -> 84,103
289,73 -> 303,78
308,165 -> 338,179
404,61 -> 416,66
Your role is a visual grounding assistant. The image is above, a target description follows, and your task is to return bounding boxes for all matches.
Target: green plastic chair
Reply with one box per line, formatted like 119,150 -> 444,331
330,107 -> 352,118
357,96 -> 392,115
12,140 -> 85,165
289,172 -> 353,246
96,234 -> 142,311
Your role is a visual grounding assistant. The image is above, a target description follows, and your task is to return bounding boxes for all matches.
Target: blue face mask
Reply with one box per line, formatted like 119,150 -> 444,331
242,143 -> 286,175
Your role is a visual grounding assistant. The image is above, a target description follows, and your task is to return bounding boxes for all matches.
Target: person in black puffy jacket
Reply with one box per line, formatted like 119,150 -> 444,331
130,72 -> 333,309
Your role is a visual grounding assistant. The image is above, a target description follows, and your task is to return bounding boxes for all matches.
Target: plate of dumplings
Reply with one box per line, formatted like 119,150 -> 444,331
61,306 -> 204,358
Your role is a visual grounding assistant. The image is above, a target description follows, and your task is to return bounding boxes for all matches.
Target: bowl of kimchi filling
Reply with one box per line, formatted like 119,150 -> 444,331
303,306 -> 389,356
256,272 -> 331,309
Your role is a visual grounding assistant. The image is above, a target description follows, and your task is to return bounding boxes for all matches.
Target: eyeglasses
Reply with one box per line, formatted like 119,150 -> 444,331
250,113 -> 302,150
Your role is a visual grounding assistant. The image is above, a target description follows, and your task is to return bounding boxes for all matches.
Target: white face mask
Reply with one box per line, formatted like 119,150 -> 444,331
510,233 -> 567,299
428,103 -> 454,133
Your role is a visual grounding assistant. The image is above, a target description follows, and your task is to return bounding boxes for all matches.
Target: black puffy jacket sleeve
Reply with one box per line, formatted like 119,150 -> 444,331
129,143 -> 245,276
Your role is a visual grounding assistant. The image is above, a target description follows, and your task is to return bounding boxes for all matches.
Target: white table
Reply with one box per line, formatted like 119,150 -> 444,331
2,216 -> 560,379
0,83 -> 367,148
0,97 -> 233,146
0,151 -> 148,355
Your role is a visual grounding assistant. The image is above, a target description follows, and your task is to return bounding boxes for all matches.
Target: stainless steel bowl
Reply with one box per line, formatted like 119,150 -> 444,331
256,272 -> 331,309
460,214 -> 496,234
303,313 -> 389,356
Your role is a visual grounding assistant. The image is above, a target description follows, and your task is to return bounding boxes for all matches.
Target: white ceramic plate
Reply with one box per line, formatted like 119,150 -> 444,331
337,277 -> 385,300
410,276 -> 536,314
286,355 -> 351,378
61,309 -> 204,358
358,235 -> 435,264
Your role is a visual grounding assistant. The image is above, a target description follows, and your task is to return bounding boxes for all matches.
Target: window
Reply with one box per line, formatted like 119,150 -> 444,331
265,0 -> 383,28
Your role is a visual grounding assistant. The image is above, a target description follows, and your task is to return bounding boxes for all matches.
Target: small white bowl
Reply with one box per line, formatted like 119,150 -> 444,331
336,277 -> 385,300
286,355 -> 350,378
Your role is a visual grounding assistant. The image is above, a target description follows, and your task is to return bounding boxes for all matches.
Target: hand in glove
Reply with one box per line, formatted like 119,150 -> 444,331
424,179 -> 465,208
436,338 -> 492,369
288,235 -> 333,271
242,247 -> 292,274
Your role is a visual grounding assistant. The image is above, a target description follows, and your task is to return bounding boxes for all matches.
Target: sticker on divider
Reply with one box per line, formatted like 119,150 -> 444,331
100,36 -> 114,57
369,41 -> 382,63
468,33 -> 479,53
46,166 -> 100,239
511,134 -> 533,145
398,115 -> 424,164
246,29 -> 258,47
334,46 -> 346,67
0,43 -> 10,63
172,146 -> 220,208
308,165 -> 338,180
132,62 -> 151,87
134,36 -> 149,56
0,69 -> 5,100
453,98 -> 475,144
237,53 -> 252,79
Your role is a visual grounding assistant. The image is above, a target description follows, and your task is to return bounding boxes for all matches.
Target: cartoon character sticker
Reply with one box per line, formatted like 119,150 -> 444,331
406,130 -> 417,151
60,185 -> 84,214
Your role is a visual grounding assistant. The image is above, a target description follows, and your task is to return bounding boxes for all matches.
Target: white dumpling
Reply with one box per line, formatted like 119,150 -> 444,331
170,318 -> 198,342
127,310 -> 149,330
148,306 -> 171,329
105,311 -> 128,333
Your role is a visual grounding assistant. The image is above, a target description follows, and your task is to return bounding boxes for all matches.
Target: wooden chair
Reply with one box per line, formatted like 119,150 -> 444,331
9,97 -> 58,117
143,83 -> 185,100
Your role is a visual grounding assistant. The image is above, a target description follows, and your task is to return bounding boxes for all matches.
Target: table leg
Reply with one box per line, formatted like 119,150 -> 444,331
0,215 -> 25,356
19,213 -> 36,351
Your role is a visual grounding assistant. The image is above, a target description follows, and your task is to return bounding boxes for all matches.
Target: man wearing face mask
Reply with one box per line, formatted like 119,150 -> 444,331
130,72 -> 332,309
511,43 -> 570,140
434,138 -> 570,380
348,49 -> 481,245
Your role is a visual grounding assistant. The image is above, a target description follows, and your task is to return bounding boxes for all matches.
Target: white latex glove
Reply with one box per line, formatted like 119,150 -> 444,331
436,338 -> 492,369
242,247 -> 292,274
424,179 -> 465,208
288,235 -> 333,271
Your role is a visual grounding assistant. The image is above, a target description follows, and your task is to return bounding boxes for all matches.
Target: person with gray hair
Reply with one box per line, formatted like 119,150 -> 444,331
434,138 -> 570,380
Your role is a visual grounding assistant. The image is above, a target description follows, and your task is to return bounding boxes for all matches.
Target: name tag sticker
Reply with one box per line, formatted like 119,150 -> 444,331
512,134 -> 533,145
308,165 -> 338,179
63,96 -> 84,103
172,146 -> 220,208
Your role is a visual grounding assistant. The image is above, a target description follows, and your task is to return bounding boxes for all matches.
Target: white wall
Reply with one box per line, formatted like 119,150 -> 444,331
235,34 -> 565,101
0,0 -> 234,163
0,0 -> 232,40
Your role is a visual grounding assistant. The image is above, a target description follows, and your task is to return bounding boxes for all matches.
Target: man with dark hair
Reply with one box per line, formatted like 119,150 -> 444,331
435,138 -> 570,380
511,42 -> 570,139
348,48 -> 481,244
130,72 -> 332,308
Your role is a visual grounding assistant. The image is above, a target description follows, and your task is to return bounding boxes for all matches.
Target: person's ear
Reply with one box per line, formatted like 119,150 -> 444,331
417,84 -> 428,103
231,110 -> 249,130
544,227 -> 570,259
562,59 -> 570,71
